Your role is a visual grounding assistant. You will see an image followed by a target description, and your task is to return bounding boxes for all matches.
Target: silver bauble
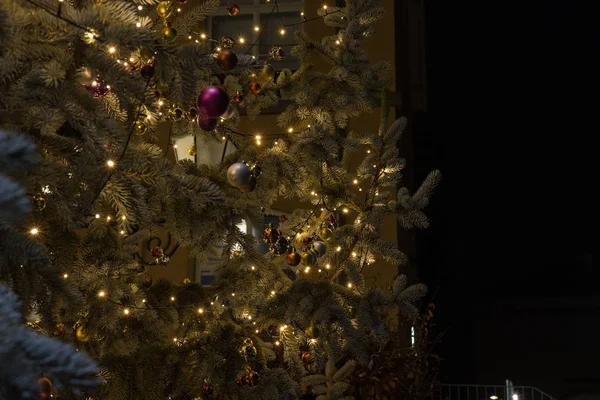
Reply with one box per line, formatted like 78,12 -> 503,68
227,162 -> 252,188
313,241 -> 327,257
220,105 -> 236,120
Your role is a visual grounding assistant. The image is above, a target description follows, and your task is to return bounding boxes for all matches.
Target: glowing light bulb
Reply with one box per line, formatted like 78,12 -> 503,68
97,290 -> 106,298
239,37 -> 245,44
255,329 -> 259,333
120,230 -> 125,235
177,7 -> 181,12
353,179 -> 358,184
121,216 -> 126,220
123,308 -> 130,315
280,326 -> 285,331
231,293 -> 235,297
280,29 -> 286,35
200,33 -> 206,39
95,214 -> 100,219
347,283 -> 353,288
142,299 -> 146,303
87,32 -> 94,39
271,290 -> 276,295
254,26 -> 260,32
108,47 -> 116,54
107,160 -> 115,168
170,296 -> 175,301
342,208 -> 349,213
352,252 -> 357,257
288,127 -> 293,133
106,216 -> 111,221
136,22 -> 141,28
336,246 -> 341,252
216,47 -> 222,52
198,308 -> 204,314
137,5 -> 142,10
188,35 -> 192,39
301,12 -> 304,16
323,4 -> 328,9
30,228 -> 39,235
304,266 -> 311,273
367,149 -> 371,153
275,340 -> 280,346
251,266 -> 255,270
335,40 -> 340,45
325,264 -> 331,269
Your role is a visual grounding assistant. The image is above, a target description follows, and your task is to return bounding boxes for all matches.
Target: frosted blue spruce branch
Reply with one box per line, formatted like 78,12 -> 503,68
0,284 -> 99,399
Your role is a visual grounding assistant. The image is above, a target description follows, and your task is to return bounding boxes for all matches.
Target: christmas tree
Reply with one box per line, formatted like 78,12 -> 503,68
0,0 -> 439,398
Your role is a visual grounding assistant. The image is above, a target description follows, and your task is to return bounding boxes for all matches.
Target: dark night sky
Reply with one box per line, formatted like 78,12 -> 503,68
415,0 -> 597,385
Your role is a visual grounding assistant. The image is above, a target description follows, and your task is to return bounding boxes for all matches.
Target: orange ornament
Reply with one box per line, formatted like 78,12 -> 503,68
249,81 -> 261,95
39,377 -> 52,398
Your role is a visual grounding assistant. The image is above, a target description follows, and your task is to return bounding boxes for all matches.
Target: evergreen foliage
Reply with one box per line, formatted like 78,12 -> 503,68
0,0 -> 439,398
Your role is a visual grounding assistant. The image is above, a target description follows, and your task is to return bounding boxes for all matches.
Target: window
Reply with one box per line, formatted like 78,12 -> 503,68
208,0 -> 304,70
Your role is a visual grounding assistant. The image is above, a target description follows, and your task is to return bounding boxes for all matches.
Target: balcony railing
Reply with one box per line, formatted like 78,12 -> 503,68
440,384 -> 556,400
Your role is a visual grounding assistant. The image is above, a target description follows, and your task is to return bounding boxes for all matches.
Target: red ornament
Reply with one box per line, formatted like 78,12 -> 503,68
234,92 -> 244,103
214,49 -> 238,72
302,236 -> 312,246
286,251 -> 301,266
140,64 -> 155,79
279,215 -> 287,223
84,77 -> 110,97
39,377 -> 52,398
197,86 -> 230,118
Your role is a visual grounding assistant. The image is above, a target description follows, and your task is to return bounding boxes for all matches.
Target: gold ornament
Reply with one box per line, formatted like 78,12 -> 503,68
157,1 -> 173,18
214,49 -> 238,71
184,107 -> 198,121
258,62 -> 275,83
33,195 -> 46,211
183,278 -> 191,284
305,325 -> 320,339
320,227 -> 333,241
161,25 -> 177,42
226,4 -> 240,16
168,107 -> 184,121
220,36 -> 235,49
301,251 -> 316,266
76,326 -> 89,342
134,119 -> 147,136
269,46 -> 284,60
187,144 -> 197,156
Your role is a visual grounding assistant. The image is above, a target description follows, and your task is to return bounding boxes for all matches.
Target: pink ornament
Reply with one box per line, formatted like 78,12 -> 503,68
197,113 -> 218,131
197,86 -> 229,118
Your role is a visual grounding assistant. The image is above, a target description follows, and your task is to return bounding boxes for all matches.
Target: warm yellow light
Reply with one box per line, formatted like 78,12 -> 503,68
239,37 -> 245,44
170,296 -> 175,301
310,338 -> 317,344
63,273 -> 68,279
120,230 -> 125,235
177,8 -> 181,12
280,29 -> 286,35
336,246 -> 341,252
347,283 -> 353,288
95,214 -> 100,219
274,141 -> 279,145
231,293 -> 235,297
310,191 -> 315,195
271,290 -> 276,295
255,135 -> 262,139
123,308 -> 130,315
121,215 -> 126,220
142,299 -> 146,303
255,329 -> 259,333
106,216 -> 111,221
98,290 -> 106,298
373,165 -> 377,168
279,326 -> 285,331
137,5 -> 142,10
146,114 -> 151,120
254,26 -> 260,32
173,337 -> 178,342
353,179 -> 358,184
304,266 -> 311,273
247,315 -> 252,320
107,160 -> 115,168
323,4 -> 328,9
108,47 -> 116,54
318,269 -> 322,273
198,308 -> 204,314
201,33 -> 207,39
288,127 -> 293,133
325,264 -> 331,269
367,149 -> 371,153
123,62 -> 128,67
87,32 -> 94,39
222,136 -> 226,140
275,340 -> 280,346
136,22 -> 142,28
216,47 -> 222,52
188,35 -> 192,39
335,40 -> 340,45
301,12 -> 304,16
30,228 -> 39,235
342,208 -> 349,213
352,252 -> 357,257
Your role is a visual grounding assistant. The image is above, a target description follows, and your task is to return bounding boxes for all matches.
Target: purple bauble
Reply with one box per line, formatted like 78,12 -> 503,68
197,86 -> 230,118
197,113 -> 218,131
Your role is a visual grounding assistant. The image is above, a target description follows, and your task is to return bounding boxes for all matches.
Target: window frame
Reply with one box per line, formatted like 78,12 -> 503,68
207,0 -> 304,66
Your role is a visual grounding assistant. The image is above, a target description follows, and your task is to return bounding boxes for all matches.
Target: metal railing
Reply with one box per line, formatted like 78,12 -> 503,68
440,384 -> 556,400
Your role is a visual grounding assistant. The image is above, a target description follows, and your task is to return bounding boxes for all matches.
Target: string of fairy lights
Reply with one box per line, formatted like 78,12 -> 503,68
20,0 -> 388,350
